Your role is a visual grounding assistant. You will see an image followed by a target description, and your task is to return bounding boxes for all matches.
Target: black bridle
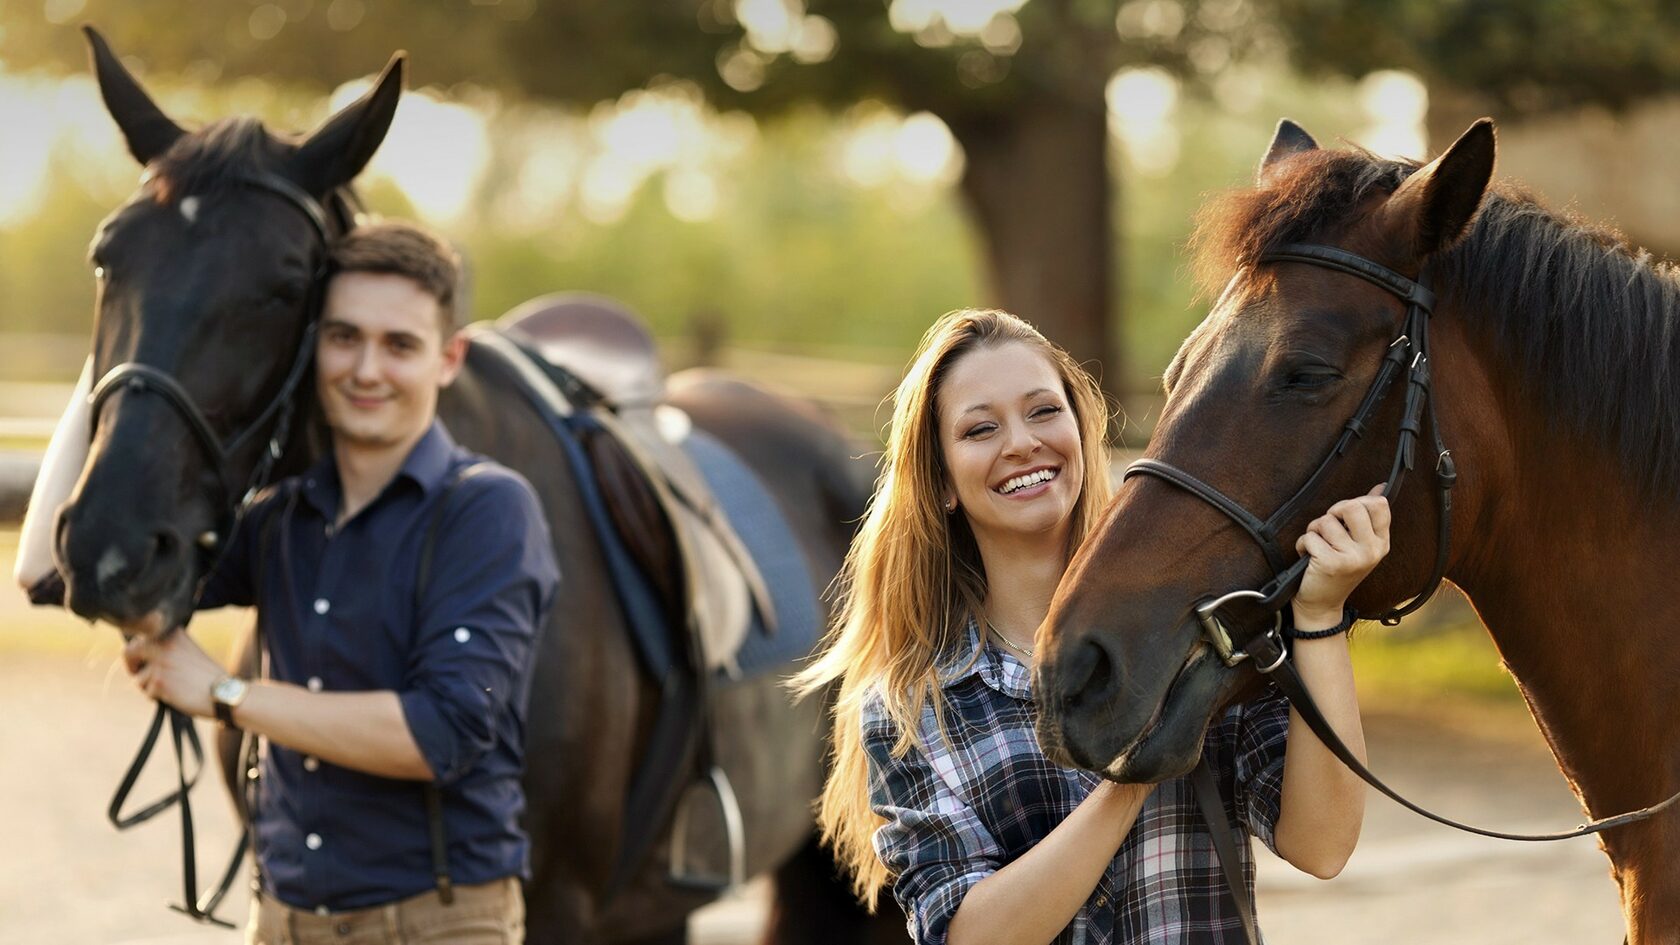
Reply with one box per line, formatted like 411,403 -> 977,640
1137,242 -> 1680,945
97,170 -> 341,928
1125,242 -> 1457,666
88,171 -> 331,545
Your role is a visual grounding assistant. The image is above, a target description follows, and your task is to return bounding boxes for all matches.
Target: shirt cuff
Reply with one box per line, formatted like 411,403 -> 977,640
397,688 -> 463,784
904,868 -> 992,945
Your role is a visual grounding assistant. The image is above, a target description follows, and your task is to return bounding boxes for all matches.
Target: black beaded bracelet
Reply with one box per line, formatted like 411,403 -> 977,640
1285,605 -> 1357,640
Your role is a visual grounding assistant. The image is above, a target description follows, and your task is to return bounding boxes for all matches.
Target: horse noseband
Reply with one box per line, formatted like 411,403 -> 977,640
1126,242 -> 1458,666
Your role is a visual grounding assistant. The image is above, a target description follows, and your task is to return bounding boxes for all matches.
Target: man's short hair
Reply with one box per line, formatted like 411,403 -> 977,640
329,221 -> 463,334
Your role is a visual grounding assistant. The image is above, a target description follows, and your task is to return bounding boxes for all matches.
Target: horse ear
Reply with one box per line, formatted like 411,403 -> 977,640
1257,119 -> 1318,184
291,52 -> 406,195
1382,119 -> 1496,258
83,26 -> 184,166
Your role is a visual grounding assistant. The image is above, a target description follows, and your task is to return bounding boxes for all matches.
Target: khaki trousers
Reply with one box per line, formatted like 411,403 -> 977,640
247,877 -> 524,945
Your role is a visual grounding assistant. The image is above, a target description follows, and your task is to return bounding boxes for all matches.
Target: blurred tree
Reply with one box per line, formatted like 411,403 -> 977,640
0,0 -> 1279,395
1264,0 -> 1680,142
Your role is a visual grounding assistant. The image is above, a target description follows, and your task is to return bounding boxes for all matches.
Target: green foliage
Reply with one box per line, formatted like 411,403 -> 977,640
1265,0 -> 1680,114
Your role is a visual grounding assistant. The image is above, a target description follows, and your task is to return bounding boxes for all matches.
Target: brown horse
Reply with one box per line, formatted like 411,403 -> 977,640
30,29 -> 906,945
1035,118 -> 1680,941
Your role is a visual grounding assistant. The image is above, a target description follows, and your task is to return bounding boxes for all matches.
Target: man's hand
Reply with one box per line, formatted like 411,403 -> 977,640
1293,484 -> 1392,628
123,630 -> 223,718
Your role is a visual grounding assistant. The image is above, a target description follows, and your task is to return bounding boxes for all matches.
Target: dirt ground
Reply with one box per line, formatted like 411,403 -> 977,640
0,640 -> 1626,945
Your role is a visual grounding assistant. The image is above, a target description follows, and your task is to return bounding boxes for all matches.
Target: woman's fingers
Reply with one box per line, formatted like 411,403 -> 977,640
1314,512 -> 1355,553
1336,499 -> 1377,547
1298,530 -> 1335,563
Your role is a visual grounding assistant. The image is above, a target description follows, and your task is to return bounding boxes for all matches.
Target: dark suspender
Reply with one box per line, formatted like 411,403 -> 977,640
411,462 -> 491,906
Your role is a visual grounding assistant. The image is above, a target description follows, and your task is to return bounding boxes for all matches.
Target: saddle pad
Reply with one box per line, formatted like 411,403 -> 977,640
680,430 -> 823,680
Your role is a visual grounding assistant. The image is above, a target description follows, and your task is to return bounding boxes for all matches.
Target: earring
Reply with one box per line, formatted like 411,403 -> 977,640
944,498 -> 957,514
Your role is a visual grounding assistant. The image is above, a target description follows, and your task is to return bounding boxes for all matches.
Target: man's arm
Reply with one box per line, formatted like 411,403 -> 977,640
125,631 -> 433,780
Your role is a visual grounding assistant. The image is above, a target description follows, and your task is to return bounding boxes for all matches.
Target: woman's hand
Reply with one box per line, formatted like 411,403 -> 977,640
1293,484 -> 1391,628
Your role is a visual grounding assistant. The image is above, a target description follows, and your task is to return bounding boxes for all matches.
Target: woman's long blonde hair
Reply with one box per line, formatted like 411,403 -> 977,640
794,308 -> 1114,907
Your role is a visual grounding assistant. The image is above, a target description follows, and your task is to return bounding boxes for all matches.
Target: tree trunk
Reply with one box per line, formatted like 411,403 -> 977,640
952,92 -> 1120,398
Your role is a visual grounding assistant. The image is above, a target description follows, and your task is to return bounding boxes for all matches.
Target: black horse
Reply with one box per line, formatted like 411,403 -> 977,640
38,29 -> 903,945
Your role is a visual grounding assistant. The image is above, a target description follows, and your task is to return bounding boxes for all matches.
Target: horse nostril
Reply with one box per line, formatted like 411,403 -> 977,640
1057,638 -> 1114,711
153,529 -> 181,567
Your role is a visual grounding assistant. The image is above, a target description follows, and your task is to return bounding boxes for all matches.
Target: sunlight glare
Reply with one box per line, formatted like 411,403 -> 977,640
737,0 -> 802,54
894,112 -> 960,185
1107,67 -> 1181,177
1356,70 -> 1428,160
0,73 -> 62,226
331,81 -> 491,224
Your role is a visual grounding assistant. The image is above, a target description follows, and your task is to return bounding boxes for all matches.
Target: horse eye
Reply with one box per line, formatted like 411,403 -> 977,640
1285,369 -> 1340,391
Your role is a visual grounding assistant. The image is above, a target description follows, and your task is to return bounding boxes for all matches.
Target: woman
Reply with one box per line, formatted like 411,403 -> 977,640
797,309 -> 1381,944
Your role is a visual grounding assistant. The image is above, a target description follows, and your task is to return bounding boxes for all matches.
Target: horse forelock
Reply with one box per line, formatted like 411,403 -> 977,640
147,116 -> 287,204
1188,148 -> 1418,301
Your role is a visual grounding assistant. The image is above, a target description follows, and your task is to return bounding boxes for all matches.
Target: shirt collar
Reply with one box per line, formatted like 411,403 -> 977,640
938,616 -> 1034,702
299,419 -> 457,519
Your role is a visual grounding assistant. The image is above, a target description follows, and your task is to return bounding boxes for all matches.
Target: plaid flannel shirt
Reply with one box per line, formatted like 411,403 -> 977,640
864,620 -> 1290,945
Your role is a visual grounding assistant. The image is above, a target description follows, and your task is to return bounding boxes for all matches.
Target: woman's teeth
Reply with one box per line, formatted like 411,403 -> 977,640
999,469 -> 1057,494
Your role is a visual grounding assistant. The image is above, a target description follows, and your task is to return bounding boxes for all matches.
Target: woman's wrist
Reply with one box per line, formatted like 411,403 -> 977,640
1290,600 -> 1346,631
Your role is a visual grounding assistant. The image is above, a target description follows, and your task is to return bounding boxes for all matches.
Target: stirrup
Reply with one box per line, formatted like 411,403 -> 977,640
667,765 -> 745,893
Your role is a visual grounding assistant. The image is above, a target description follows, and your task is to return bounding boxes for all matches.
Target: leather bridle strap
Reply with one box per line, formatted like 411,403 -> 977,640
1190,760 -> 1260,945
1245,630 -> 1680,841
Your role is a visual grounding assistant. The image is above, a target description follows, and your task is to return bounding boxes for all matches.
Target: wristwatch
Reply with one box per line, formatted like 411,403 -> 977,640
209,675 -> 250,728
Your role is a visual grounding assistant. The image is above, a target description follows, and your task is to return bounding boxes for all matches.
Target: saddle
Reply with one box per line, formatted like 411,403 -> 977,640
475,293 -> 777,677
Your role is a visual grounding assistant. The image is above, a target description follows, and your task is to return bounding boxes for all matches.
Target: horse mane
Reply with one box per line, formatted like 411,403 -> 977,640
1191,145 -> 1680,496
149,116 -> 285,203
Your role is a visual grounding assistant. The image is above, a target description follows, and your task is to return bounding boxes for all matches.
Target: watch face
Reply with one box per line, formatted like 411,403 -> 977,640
213,676 -> 248,705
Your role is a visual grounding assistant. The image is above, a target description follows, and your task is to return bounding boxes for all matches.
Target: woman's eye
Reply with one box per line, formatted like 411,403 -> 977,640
1031,404 -> 1063,419
963,423 -> 996,439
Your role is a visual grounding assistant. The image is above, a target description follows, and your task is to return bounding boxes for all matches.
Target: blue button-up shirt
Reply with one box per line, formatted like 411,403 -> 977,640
201,420 -> 559,911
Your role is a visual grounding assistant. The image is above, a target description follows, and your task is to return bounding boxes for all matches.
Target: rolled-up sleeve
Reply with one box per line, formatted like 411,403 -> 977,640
398,472 -> 558,785
1230,683 -> 1291,855
862,695 -> 1002,945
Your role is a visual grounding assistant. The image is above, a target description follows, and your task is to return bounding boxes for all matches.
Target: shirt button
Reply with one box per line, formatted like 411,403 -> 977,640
453,627 -> 471,643
313,598 -> 330,615
305,832 -> 323,850
335,921 -> 353,936
315,905 -> 330,916
303,756 -> 320,772
306,676 -> 324,692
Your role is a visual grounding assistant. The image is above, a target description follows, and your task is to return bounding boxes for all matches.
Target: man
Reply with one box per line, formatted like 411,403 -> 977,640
124,221 -> 558,944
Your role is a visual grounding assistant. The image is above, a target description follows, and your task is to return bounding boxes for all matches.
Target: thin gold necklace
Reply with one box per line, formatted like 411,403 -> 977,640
986,619 -> 1035,660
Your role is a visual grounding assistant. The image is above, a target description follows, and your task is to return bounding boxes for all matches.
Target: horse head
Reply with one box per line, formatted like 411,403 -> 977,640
48,27 -> 404,631
1034,119 -> 1498,781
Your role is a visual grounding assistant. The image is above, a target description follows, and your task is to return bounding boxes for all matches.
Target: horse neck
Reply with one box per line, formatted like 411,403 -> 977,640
1442,312 -> 1680,924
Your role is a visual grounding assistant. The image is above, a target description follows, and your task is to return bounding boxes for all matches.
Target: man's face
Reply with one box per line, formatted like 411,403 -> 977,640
316,271 -> 464,451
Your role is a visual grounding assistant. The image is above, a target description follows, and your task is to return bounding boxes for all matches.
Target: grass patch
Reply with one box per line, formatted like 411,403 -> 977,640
1350,616 -> 1523,707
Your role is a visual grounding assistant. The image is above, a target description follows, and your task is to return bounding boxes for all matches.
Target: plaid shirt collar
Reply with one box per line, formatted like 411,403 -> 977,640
939,617 -> 1033,702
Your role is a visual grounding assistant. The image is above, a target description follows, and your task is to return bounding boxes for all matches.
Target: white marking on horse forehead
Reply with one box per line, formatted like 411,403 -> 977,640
179,196 -> 202,225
